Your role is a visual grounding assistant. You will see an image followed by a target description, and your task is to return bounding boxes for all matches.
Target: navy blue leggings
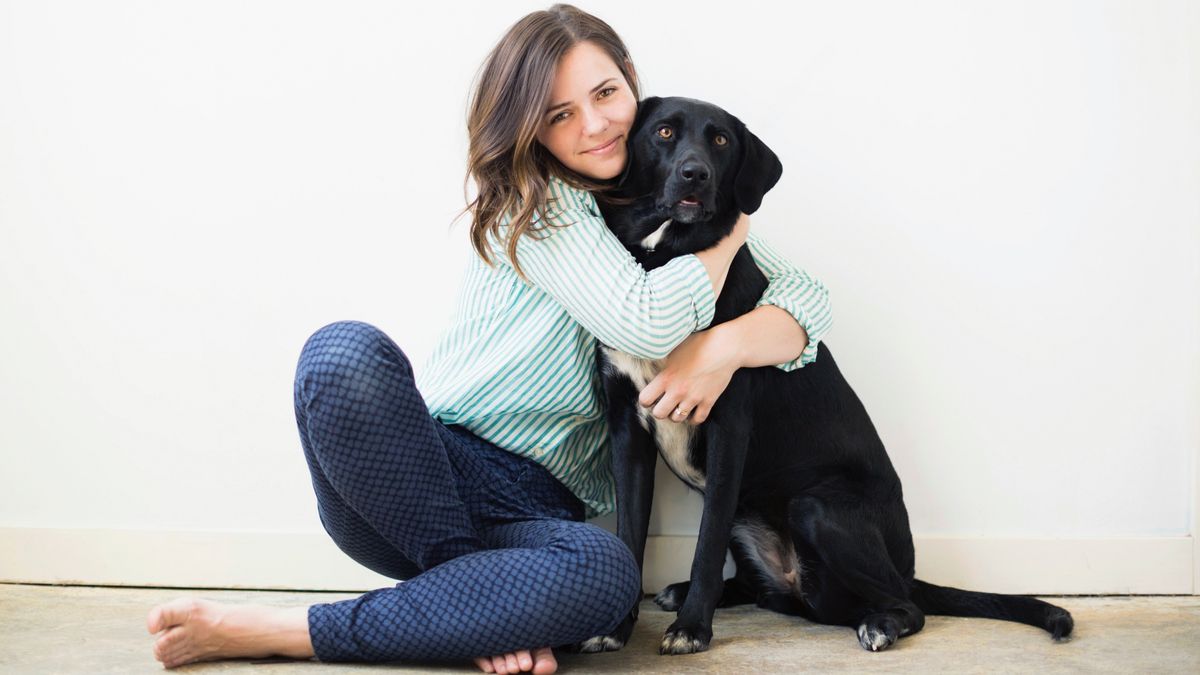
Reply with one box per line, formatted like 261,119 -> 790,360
293,320 -> 641,663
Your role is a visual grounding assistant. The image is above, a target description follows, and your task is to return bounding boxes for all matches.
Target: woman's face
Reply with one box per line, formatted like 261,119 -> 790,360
535,40 -> 637,181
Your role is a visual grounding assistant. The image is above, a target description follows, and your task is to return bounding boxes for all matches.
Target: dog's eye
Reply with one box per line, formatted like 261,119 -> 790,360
714,134 -> 728,146
657,126 -> 673,140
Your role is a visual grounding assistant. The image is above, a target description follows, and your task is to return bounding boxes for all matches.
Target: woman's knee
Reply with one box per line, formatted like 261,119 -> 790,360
566,525 -> 643,633
294,320 -> 413,403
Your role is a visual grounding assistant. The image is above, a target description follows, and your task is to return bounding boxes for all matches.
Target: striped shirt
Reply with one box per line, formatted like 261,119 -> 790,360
416,174 -> 833,518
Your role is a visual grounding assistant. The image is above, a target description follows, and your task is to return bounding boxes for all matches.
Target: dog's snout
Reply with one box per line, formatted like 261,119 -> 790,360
679,161 -> 710,185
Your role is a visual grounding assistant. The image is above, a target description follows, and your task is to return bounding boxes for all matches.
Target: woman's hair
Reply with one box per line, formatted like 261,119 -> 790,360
462,3 -> 640,282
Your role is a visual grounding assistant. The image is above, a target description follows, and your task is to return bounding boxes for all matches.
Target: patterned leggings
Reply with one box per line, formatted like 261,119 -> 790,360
294,320 -> 641,663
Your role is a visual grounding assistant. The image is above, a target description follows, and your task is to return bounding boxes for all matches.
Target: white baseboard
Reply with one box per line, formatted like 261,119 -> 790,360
0,527 -> 1192,595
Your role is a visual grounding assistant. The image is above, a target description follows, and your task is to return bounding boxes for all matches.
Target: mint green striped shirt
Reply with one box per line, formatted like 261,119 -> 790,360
417,174 -> 832,518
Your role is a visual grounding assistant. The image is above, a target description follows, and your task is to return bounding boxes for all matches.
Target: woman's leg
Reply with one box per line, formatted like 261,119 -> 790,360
150,320 -> 637,669
293,320 -> 485,573
307,517 -> 643,663
293,320 -> 641,663
147,518 -> 639,669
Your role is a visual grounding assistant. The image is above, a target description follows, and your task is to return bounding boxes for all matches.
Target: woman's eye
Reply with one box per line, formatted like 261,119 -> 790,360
714,134 -> 728,146
598,86 -> 617,99
550,112 -> 569,125
657,126 -> 673,140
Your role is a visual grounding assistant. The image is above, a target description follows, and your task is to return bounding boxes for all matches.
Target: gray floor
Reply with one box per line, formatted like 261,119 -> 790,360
2,583 -> 1198,673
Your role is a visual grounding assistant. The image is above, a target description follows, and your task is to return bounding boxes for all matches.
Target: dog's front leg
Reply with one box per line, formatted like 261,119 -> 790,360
660,385 -> 752,655
574,374 -> 657,653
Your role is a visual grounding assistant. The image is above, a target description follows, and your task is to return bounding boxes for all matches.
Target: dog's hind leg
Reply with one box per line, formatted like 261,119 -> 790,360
788,497 -> 925,652
654,575 -> 757,612
654,534 -> 763,611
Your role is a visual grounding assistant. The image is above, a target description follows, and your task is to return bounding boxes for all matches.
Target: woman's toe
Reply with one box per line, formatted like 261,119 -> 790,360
532,646 -> 557,674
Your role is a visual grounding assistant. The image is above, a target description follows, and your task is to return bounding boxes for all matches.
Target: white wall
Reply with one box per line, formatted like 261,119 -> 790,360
1,0 -> 1197,593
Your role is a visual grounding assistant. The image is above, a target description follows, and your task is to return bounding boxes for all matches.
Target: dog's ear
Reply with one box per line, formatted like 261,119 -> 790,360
616,96 -> 664,188
734,121 -> 783,214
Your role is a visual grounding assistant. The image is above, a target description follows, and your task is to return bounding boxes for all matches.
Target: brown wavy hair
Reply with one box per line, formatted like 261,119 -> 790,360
461,4 -> 640,282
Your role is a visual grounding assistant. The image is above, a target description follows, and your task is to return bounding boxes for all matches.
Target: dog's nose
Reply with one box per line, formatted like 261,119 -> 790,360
679,162 -> 710,184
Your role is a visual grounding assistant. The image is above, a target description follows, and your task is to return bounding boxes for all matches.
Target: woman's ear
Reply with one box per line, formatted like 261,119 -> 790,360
734,121 -> 783,214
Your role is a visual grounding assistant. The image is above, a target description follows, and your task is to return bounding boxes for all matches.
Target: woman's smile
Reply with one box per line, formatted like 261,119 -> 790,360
584,135 -> 621,155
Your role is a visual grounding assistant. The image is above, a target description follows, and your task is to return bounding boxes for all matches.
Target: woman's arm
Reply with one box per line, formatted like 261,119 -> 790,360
637,227 -> 832,424
488,189 -> 726,360
733,230 -> 833,371
717,304 -> 811,369
692,212 -> 750,300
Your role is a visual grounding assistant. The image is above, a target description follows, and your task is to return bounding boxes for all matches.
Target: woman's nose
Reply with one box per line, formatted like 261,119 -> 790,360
580,104 -> 608,136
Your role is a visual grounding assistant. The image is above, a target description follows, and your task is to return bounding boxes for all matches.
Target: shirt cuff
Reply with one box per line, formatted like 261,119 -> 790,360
754,294 -> 823,372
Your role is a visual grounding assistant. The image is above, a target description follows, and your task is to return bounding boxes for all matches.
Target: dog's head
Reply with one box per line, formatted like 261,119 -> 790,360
602,96 -> 782,259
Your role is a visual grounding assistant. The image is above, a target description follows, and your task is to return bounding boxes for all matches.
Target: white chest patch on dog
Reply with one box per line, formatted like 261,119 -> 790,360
600,346 -> 705,491
638,219 -> 673,253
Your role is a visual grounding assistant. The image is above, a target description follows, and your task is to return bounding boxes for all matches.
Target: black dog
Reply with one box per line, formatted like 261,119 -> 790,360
577,96 -> 1074,654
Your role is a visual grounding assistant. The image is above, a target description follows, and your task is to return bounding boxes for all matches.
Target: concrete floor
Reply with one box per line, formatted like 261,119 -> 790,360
1,583 -> 1198,673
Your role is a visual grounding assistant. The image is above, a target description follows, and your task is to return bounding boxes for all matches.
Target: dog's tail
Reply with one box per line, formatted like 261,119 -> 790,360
909,578 -> 1074,641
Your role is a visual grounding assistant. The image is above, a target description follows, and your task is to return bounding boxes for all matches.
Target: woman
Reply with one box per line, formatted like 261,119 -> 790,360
146,4 -> 831,673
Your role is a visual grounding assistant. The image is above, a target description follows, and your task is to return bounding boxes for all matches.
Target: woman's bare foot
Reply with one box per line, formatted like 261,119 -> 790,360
473,646 -> 557,674
146,597 -> 314,669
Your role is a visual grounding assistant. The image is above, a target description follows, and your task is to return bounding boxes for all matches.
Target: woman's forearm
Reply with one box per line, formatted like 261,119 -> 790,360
719,304 -> 810,368
693,213 -> 751,300
694,244 -> 734,299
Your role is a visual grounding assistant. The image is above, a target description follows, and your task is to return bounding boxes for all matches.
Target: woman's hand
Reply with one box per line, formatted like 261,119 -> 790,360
638,326 -> 741,425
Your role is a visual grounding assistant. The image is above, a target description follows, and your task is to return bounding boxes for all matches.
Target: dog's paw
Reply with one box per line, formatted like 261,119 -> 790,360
659,622 -> 712,655
654,581 -> 689,612
573,634 -> 626,653
856,614 -> 900,652
568,609 -> 636,653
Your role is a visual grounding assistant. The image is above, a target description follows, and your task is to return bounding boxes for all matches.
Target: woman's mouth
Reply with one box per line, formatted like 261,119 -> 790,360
585,136 -> 621,155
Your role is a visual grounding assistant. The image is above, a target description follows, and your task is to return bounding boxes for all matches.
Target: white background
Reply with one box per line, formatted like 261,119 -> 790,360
1,1 -> 1197,584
